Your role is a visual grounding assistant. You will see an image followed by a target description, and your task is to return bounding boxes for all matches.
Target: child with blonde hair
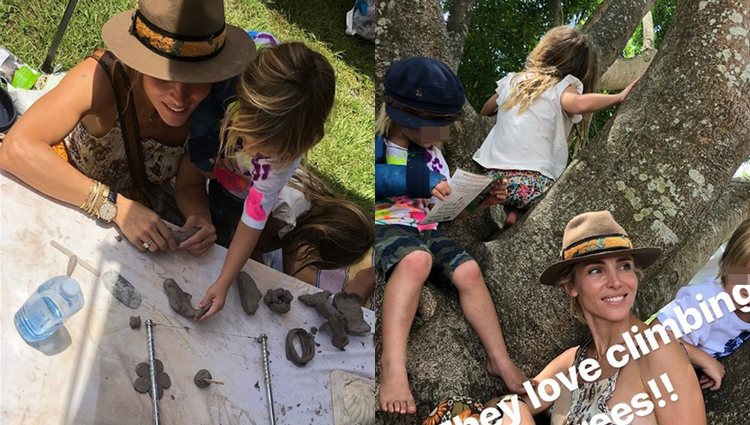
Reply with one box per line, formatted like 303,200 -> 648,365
186,42 -> 336,320
652,218 -> 750,391
473,25 -> 637,227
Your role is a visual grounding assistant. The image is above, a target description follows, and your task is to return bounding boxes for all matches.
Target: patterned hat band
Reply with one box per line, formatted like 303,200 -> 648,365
560,234 -> 633,261
384,95 -> 463,122
129,10 -> 226,62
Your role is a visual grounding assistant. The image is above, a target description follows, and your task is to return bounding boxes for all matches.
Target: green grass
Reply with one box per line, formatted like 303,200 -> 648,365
0,0 -> 374,209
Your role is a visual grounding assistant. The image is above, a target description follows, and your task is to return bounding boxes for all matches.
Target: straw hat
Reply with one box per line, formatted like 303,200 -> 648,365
102,0 -> 255,83
539,211 -> 662,286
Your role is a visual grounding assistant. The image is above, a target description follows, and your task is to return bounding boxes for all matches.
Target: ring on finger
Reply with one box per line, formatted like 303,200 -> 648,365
141,241 -> 151,250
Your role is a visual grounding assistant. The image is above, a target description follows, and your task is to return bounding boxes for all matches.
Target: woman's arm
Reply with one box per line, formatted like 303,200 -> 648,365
481,93 -> 500,116
174,154 -> 217,255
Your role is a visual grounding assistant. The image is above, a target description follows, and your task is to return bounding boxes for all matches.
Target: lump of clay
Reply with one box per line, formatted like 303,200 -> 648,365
236,271 -> 261,315
298,291 -> 348,350
264,288 -> 294,314
163,278 -> 209,319
101,270 -> 142,309
172,227 -> 200,245
194,369 -> 213,388
133,359 -> 170,400
286,328 -> 316,367
129,316 -> 142,329
333,293 -> 371,336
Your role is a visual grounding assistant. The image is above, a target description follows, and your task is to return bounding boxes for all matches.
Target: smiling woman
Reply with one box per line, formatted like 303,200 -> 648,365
0,0 -> 253,255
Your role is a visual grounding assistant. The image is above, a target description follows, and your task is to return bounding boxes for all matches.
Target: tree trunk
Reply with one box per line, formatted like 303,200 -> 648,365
375,0 -> 750,423
446,0 -> 477,63
599,12 -> 657,90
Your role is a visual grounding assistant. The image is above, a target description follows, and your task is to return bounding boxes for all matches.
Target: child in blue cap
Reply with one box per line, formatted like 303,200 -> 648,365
375,57 -> 528,415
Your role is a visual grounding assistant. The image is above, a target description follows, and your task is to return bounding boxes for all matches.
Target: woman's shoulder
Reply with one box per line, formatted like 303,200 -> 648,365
629,320 -> 692,376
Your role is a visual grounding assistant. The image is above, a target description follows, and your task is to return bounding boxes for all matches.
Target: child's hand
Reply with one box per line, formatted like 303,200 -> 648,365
698,356 -> 725,391
179,215 -> 217,257
431,180 -> 451,201
480,178 -> 509,208
619,78 -> 640,103
196,282 -> 230,322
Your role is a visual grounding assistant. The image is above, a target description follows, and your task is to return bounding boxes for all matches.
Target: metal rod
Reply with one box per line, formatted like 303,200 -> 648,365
146,319 -> 161,425
258,334 -> 275,425
42,0 -> 79,73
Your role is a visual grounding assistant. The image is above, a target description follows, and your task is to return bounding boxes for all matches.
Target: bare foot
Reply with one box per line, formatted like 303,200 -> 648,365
487,358 -> 529,395
503,209 -> 520,228
379,363 -> 417,414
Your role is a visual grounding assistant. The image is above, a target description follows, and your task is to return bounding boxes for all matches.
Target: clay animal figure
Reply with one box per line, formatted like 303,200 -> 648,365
163,278 -> 209,319
264,288 -> 294,314
236,271 -> 262,315
333,293 -> 371,335
298,290 -> 349,349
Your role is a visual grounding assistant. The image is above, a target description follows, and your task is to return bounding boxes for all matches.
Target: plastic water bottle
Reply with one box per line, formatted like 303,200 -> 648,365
14,276 -> 84,343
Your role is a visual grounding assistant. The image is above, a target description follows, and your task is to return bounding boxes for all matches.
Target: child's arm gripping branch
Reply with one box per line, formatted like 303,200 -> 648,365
197,222 -> 262,321
481,94 -> 500,116
682,341 -> 726,391
560,78 -> 638,115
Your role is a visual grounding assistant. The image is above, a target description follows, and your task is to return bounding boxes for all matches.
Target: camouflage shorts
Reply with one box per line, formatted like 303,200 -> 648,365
374,224 -> 473,287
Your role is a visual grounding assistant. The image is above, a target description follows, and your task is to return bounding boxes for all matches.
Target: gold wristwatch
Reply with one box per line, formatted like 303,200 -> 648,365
98,187 -> 118,222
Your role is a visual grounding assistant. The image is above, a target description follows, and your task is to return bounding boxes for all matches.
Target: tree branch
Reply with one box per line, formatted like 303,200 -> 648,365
446,0 -> 477,62
549,0 -> 563,26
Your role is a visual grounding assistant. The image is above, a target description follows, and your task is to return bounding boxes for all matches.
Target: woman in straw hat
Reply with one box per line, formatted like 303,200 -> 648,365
0,0 -> 254,255
423,211 -> 707,425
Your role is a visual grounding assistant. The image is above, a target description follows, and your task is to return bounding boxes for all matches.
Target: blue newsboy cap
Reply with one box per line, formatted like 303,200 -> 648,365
384,57 -> 465,129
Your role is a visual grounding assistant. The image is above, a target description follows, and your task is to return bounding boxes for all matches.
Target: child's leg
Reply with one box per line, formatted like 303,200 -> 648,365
450,260 -> 528,393
374,225 -> 432,415
380,250 -> 431,414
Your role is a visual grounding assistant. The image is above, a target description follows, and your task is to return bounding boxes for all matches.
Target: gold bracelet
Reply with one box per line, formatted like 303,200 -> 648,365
80,180 -> 100,215
91,184 -> 111,219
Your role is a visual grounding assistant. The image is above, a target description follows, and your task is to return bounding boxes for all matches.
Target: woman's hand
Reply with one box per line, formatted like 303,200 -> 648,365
697,356 -> 725,391
196,281 -> 230,321
114,196 -> 178,252
480,178 -> 509,208
179,215 -> 217,256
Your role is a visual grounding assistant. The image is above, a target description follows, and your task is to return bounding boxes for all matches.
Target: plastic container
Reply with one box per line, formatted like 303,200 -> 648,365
14,276 -> 84,343
0,47 -> 20,83
11,64 -> 40,90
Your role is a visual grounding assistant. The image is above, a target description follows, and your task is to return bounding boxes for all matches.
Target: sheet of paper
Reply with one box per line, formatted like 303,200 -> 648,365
421,169 -> 493,224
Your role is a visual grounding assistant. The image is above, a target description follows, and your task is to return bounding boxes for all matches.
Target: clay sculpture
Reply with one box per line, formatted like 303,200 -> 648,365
330,370 -> 376,425
286,328 -> 316,367
163,278 -> 209,319
172,226 -> 200,245
133,359 -> 171,400
129,316 -> 142,329
298,291 -> 349,350
101,270 -> 142,309
236,271 -> 262,315
264,288 -> 294,314
332,293 -> 371,335
194,369 -> 213,388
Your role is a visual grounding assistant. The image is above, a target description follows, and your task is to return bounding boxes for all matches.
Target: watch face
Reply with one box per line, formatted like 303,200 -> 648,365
99,202 -> 117,221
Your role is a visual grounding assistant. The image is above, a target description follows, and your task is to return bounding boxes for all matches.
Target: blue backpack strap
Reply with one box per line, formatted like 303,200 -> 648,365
375,134 -> 386,164
406,143 -> 432,199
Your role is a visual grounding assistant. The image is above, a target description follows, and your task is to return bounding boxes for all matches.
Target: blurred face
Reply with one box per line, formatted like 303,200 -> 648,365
566,255 -> 638,323
402,126 -> 450,148
142,75 -> 211,127
724,261 -> 750,314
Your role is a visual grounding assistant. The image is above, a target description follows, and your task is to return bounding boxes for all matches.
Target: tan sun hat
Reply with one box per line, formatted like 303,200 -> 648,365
539,211 -> 662,286
102,0 -> 255,83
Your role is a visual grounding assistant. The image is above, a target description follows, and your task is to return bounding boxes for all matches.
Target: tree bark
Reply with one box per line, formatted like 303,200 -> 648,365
599,12 -> 656,90
549,0 -> 563,26
375,0 -> 750,423
446,0 -> 477,63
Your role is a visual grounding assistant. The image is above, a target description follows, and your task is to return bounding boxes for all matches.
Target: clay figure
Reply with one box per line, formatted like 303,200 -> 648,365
101,270 -> 142,309
298,291 -> 349,349
236,271 -> 262,315
333,293 -> 371,335
129,316 -> 141,329
194,369 -> 213,388
172,226 -> 200,245
285,328 -> 316,367
264,288 -> 294,314
163,278 -> 209,319
133,359 -> 170,400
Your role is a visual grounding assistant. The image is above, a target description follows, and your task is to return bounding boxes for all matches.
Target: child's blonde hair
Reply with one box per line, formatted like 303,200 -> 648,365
220,42 -> 335,165
283,167 -> 373,275
375,104 -> 391,136
719,219 -> 750,285
502,26 -> 599,114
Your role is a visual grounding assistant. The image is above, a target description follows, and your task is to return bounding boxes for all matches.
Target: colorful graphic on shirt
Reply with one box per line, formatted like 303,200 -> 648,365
714,331 -> 750,358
